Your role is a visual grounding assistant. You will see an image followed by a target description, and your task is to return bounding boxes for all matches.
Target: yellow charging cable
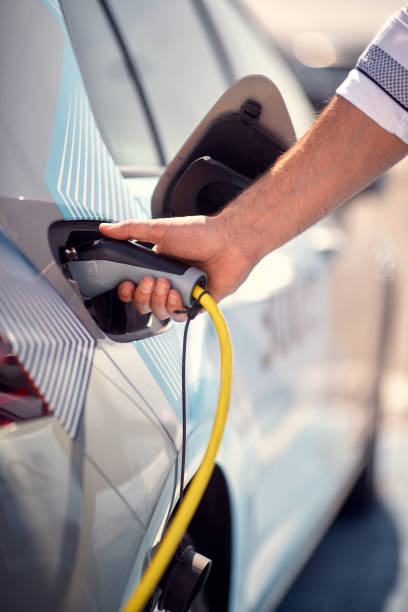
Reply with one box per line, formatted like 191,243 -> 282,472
121,285 -> 233,612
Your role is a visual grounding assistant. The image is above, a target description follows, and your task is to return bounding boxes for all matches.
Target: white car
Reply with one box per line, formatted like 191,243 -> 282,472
0,1 -> 386,610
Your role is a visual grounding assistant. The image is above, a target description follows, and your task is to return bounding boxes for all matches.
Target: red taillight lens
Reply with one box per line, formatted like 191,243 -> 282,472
0,338 -> 47,428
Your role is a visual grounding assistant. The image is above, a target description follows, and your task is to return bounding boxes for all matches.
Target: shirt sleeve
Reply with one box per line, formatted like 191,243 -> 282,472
336,7 -> 408,143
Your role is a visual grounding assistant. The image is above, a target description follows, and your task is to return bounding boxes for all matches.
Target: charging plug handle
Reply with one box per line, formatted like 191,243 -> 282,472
66,237 -> 207,307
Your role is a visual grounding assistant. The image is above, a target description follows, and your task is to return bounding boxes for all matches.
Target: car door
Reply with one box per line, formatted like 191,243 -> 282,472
0,3 -> 207,610
147,67 -> 374,610
0,2 -> 379,612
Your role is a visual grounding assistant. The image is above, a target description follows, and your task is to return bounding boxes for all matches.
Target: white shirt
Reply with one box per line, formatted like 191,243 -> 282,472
336,7 -> 408,143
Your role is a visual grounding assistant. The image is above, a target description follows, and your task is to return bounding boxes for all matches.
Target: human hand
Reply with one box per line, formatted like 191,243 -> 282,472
99,214 -> 254,321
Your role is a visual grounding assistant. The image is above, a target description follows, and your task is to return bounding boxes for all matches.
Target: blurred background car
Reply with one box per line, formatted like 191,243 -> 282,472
0,1 -> 396,611
239,2 -> 408,610
240,0 -> 405,111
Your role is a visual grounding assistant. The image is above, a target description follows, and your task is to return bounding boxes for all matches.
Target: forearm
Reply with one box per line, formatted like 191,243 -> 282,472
100,96 -> 408,318
220,95 -> 408,266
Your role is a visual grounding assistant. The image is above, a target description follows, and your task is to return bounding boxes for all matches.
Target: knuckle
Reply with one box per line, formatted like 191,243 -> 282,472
133,290 -> 152,314
152,279 -> 170,300
138,277 -> 155,293
118,281 -> 135,301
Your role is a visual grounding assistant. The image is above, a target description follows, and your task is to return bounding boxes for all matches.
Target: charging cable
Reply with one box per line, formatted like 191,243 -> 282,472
121,285 -> 233,612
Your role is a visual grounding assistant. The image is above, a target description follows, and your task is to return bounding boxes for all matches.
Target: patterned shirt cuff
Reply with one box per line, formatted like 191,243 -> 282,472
336,8 -> 408,143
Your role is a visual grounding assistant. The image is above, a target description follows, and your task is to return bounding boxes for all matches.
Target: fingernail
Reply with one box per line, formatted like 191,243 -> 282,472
140,279 -> 154,294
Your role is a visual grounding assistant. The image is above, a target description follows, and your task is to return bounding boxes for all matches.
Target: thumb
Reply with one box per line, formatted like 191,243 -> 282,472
99,219 -> 167,244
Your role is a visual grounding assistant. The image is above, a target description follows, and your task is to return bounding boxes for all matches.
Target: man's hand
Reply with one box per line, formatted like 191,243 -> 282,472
99,215 -> 254,321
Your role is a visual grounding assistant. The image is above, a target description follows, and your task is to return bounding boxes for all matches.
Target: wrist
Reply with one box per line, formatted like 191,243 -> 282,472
217,172 -> 279,266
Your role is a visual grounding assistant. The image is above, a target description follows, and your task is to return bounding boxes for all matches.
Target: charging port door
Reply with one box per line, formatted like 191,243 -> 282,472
152,75 -> 296,218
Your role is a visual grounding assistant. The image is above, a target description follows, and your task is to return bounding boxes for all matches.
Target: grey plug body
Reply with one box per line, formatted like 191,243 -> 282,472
67,259 -> 206,307
66,237 -> 207,307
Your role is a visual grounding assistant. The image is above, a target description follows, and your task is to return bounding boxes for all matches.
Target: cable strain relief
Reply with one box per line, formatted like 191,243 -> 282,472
188,289 -> 210,320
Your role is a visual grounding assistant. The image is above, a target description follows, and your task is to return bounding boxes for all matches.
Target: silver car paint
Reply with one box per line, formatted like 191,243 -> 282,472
0,2 -> 186,608
0,0 -> 63,202
0,1 -> 382,611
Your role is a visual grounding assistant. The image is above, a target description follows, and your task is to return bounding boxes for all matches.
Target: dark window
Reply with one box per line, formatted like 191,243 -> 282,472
62,0 -> 229,167
61,0 -> 160,167
108,0 -> 229,161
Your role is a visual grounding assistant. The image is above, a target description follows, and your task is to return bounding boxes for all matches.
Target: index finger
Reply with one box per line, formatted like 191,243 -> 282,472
99,219 -> 167,245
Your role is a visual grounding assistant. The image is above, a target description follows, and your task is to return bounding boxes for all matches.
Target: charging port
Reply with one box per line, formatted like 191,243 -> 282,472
48,220 -> 170,342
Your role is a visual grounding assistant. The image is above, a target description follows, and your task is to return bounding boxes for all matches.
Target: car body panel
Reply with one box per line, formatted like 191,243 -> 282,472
0,0 -> 63,203
0,1 -> 382,611
151,73 -> 296,218
0,3 -> 191,608
212,238 -> 371,611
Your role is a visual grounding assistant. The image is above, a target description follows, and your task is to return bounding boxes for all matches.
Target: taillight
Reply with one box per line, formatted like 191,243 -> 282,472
0,337 -> 48,428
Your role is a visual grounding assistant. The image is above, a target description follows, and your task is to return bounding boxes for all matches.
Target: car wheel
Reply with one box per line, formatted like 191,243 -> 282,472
341,435 -> 377,514
153,531 -> 211,612
189,588 -> 211,612
154,572 -> 210,612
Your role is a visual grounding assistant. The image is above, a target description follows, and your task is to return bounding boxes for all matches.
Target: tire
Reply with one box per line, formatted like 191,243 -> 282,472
190,587 -> 211,612
156,532 -> 211,612
157,588 -> 210,612
341,435 -> 377,515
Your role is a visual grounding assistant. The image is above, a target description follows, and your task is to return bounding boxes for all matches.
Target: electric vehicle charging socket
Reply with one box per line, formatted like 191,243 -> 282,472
64,237 -> 207,307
